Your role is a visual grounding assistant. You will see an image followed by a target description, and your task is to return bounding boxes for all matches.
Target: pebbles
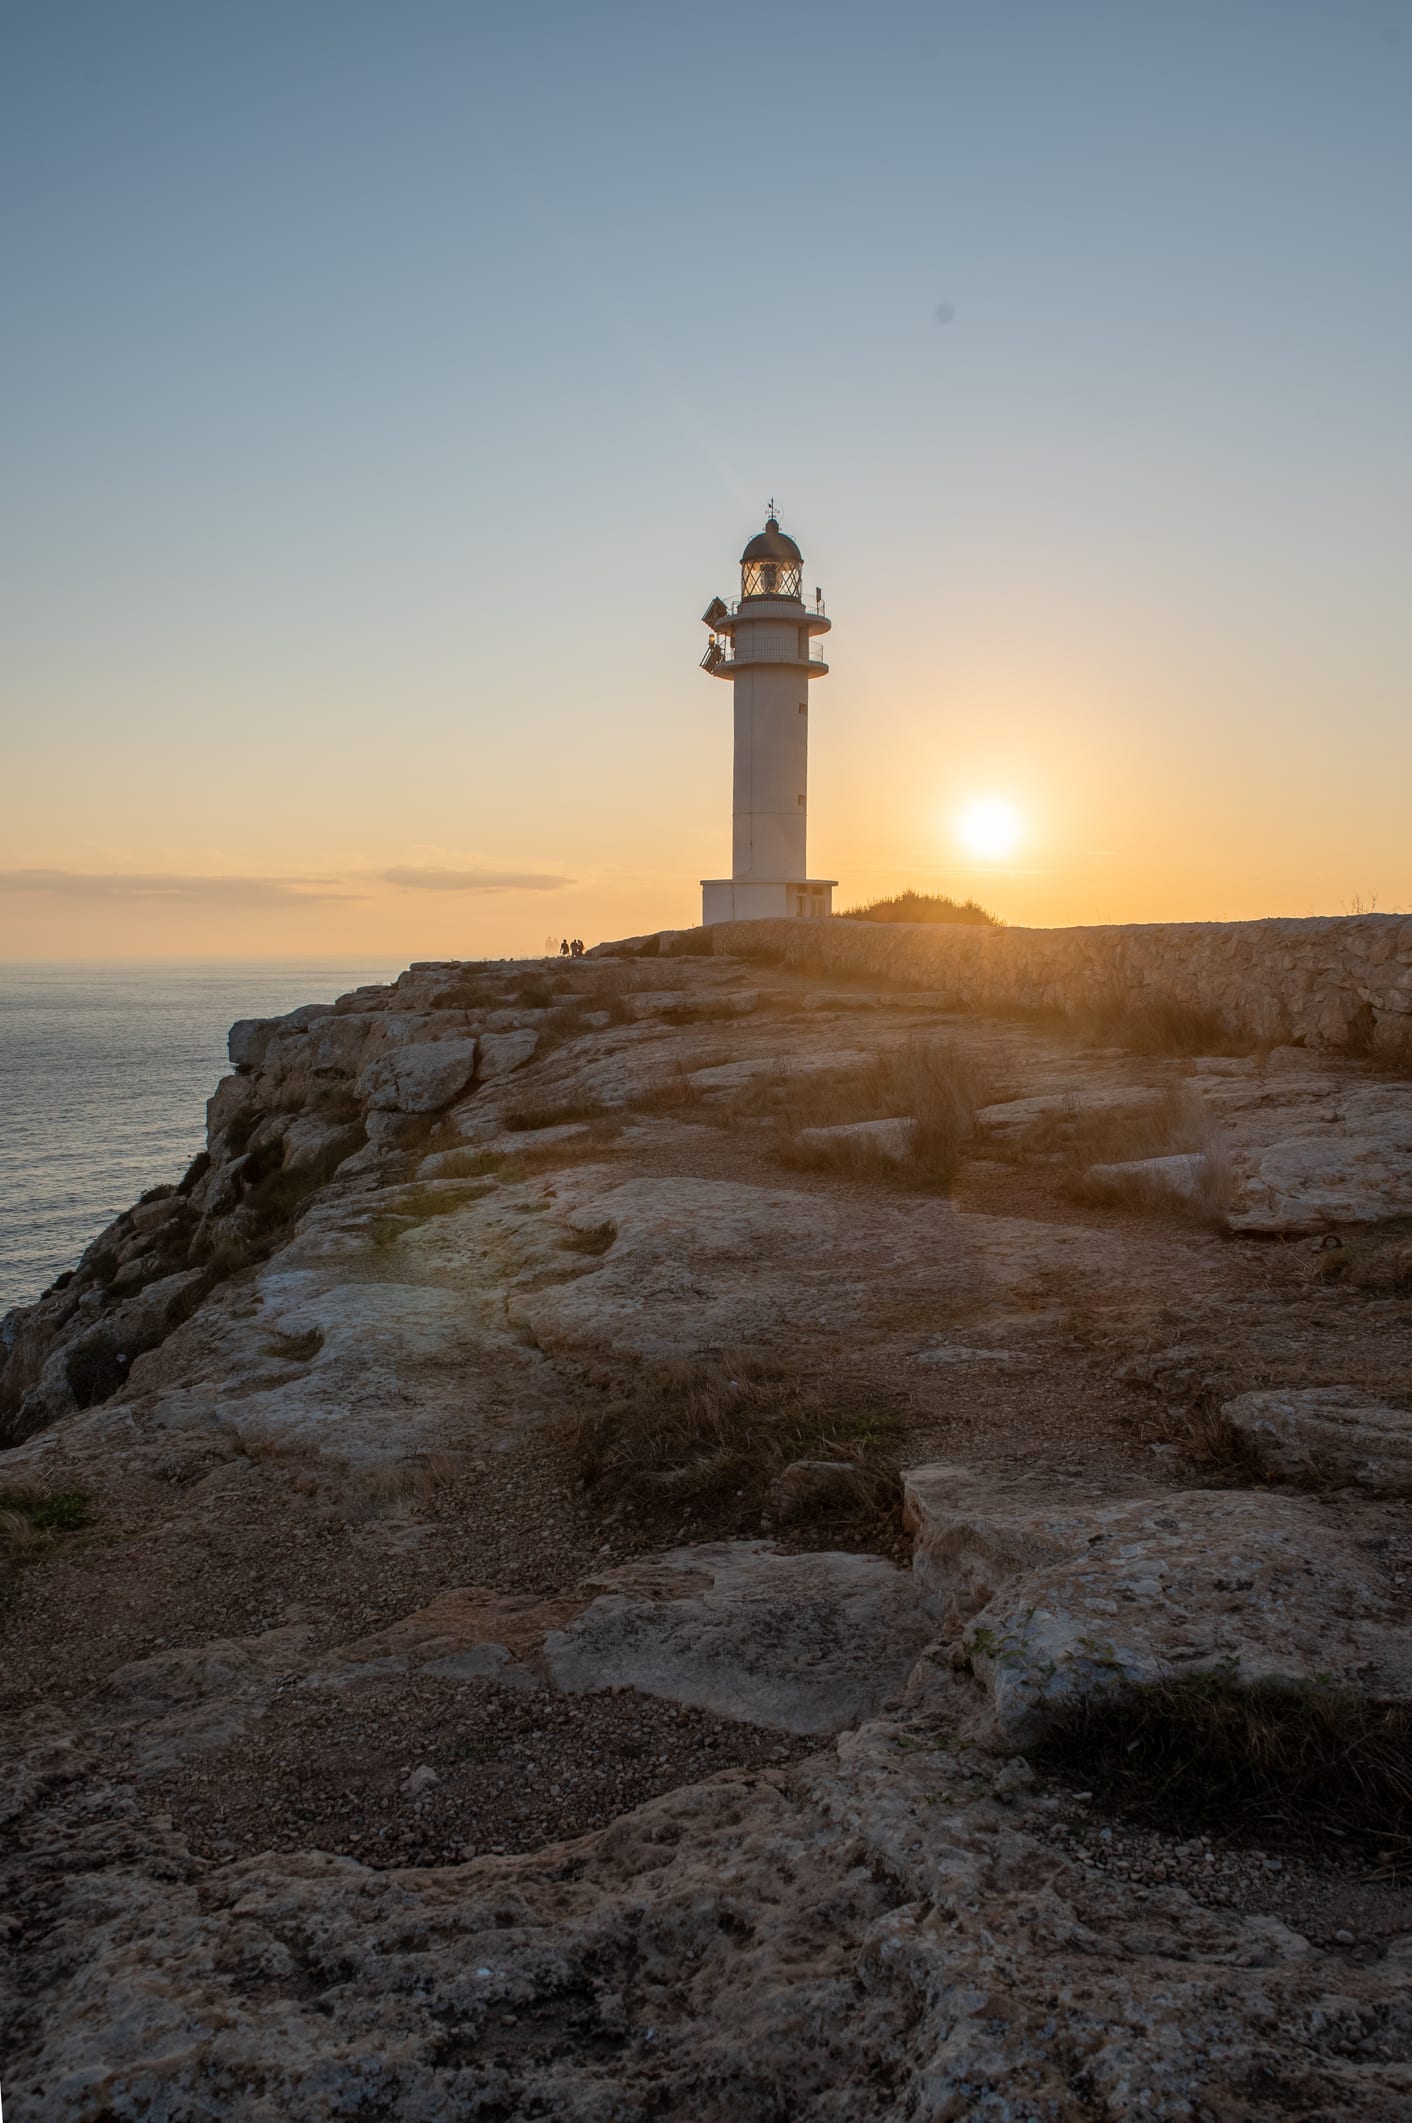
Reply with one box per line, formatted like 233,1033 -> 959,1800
154,1671 -> 814,1869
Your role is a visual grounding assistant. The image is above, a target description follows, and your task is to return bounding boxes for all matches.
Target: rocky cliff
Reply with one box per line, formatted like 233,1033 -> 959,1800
3,945 -> 1412,2119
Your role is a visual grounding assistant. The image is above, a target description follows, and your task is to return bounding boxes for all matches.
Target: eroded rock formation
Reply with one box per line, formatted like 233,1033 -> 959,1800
3,943 -> 1412,2118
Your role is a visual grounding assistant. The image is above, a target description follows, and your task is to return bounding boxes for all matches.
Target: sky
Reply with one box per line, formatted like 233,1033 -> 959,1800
3,0 -> 1410,959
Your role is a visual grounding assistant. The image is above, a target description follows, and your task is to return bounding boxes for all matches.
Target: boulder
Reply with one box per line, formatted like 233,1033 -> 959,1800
356,1038 -> 478,1114
904,1461 -> 1412,1744
1228,1125 -> 1412,1234
477,1028 -> 539,1079
307,1013 -> 379,1076
227,1018 -> 280,1071
280,1116 -> 365,1177
1222,1386 -> 1412,1494
763,1459 -> 863,1524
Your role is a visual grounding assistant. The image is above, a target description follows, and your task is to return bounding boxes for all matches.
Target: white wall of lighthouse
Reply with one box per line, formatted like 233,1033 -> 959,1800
699,514 -> 836,926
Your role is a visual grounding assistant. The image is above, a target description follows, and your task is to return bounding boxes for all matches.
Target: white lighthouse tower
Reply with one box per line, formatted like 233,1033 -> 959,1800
699,511 -> 836,925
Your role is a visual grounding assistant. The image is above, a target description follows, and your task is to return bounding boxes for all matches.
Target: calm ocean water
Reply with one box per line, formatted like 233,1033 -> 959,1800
0,962 -> 397,1315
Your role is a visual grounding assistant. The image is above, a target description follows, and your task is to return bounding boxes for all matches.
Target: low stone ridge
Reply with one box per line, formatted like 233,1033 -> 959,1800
635,910 -> 1412,1053
1223,1385 -> 1412,1494
5,945 -> 1412,2117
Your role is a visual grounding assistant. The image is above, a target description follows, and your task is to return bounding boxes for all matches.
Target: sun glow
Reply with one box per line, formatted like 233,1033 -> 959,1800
957,798 -> 1022,861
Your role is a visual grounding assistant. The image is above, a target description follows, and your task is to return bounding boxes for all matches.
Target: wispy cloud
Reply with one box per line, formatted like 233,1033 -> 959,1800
382,866 -> 572,893
0,869 -> 359,905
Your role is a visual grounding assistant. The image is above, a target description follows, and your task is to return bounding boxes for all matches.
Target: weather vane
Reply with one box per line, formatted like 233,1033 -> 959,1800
767,496 -> 778,520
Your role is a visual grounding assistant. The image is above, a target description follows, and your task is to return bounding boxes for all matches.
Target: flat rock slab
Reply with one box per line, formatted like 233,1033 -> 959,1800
1223,1386 -> 1412,1495
1229,1124 -> 1412,1233
797,1116 -> 917,1161
977,1085 -> 1169,1140
904,1461 -> 1412,1744
1086,1151 -> 1210,1201
544,1541 -> 939,1733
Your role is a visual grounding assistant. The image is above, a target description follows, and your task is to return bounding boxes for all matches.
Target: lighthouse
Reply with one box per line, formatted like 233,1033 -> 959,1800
699,511 -> 836,925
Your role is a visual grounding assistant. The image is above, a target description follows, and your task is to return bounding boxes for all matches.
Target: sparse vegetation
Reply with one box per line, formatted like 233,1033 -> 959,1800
420,1145 -> 504,1180
365,1184 -> 491,1245
559,1221 -> 617,1256
1037,1672 -> 1412,1859
264,1327 -> 325,1363
737,1038 -> 988,1189
628,1063 -> 706,1115
0,1486 -> 91,1574
341,1453 -> 464,1523
994,1085 -> 1235,1225
565,1350 -> 908,1546
502,1094 -> 612,1132
1072,991 -> 1251,1057
838,889 -> 1000,927
1370,1015 -> 1412,1077
1311,1222 -> 1412,1298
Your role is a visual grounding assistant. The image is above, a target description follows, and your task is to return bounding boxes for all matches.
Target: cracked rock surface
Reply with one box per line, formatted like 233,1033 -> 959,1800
4,945 -> 1412,2119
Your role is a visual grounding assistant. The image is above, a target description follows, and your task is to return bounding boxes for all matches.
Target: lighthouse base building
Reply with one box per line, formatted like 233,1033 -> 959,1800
699,514 -> 836,927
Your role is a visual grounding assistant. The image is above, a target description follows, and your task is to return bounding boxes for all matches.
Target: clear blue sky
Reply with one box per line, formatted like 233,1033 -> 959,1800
3,0 -> 1409,954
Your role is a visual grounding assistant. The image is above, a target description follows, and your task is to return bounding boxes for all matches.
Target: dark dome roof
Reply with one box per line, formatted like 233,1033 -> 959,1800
740,516 -> 802,566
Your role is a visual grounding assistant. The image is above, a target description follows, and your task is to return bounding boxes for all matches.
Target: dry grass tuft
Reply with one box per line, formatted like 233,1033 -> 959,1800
1002,1086 -> 1235,1226
566,1351 -> 907,1545
264,1326 -> 325,1363
1038,1672 -> 1412,1860
341,1454 -> 465,1522
1072,991 -> 1252,1057
628,1063 -> 706,1116
502,1094 -> 613,1132
741,1038 -> 988,1190
1370,1016 -> 1412,1077
1312,1221 -> 1412,1297
559,1221 -> 617,1257
421,1145 -> 505,1180
366,1183 -> 491,1245
0,1485 -> 90,1574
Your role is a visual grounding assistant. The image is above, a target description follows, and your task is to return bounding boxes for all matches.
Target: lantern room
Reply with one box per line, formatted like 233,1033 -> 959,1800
740,517 -> 803,602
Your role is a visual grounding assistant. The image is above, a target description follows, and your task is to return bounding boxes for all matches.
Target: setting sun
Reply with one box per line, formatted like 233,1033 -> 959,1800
957,799 -> 1022,862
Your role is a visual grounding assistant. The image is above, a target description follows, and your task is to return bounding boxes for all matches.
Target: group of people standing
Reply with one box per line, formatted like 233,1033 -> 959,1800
557,937 -> 586,958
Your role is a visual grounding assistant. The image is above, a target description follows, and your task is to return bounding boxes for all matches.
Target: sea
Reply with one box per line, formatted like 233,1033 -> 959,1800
0,962 -> 398,1316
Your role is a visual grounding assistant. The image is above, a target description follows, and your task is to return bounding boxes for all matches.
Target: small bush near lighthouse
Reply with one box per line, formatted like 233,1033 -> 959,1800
839,888 -> 1001,926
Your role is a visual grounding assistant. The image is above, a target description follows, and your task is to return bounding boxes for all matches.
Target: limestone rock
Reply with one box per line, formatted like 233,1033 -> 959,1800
545,1541 -> 937,1734
763,1459 -> 863,1523
1223,1385 -> 1412,1494
1228,1121 -> 1412,1233
476,1028 -> 539,1079
1085,1151 -> 1210,1201
356,1037 -> 478,1114
227,1016 -> 280,1071
977,1085 -> 1169,1141
280,1115 -> 365,1176
796,1116 -> 917,1162
904,1462 -> 1412,1744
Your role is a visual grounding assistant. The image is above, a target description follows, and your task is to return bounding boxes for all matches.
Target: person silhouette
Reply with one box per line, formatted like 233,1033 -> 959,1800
559,938 -> 570,957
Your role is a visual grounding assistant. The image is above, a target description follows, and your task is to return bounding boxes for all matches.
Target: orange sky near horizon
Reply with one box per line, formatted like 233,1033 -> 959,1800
5,4 -> 1410,963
